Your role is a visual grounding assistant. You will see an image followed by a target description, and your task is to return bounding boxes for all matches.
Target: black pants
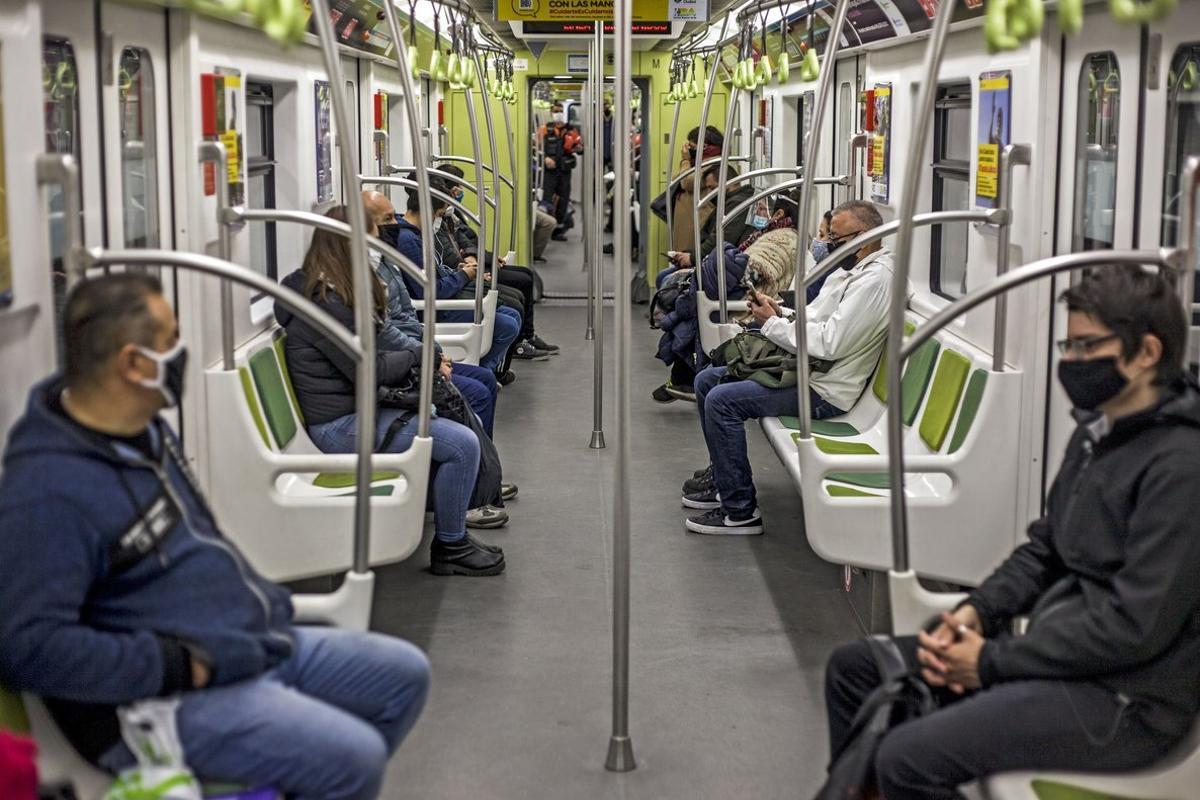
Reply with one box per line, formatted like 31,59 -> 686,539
824,637 -> 1179,799
545,170 -> 572,224
464,261 -> 538,342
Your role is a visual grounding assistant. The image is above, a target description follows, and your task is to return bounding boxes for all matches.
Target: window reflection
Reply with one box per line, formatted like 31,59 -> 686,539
1072,53 -> 1120,252
119,48 -> 159,249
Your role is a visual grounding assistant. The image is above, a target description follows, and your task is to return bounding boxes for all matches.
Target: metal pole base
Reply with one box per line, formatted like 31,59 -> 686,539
586,327 -> 595,341
589,430 -> 607,449
604,736 -> 636,772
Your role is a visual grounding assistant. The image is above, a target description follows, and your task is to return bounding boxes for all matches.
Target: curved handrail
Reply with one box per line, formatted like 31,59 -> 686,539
665,100 -> 682,254
793,0 -> 853,437
381,166 -> 498,211
460,70 -> 490,323
706,173 -> 844,220
669,154 -> 751,192
433,154 -> 516,191
498,93 -> 519,252
693,24 -> 735,298
473,51 -> 504,274
713,85 -> 742,315
360,176 -> 483,228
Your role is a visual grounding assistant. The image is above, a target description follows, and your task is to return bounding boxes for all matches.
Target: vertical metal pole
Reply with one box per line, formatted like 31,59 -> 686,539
591,26 -> 607,450
714,87 -> 740,325
886,0 -> 957,574
991,143 -> 1031,371
793,0 -> 852,440
605,0 -> 635,772
693,16 -> 731,296
35,154 -> 83,287
501,80 -> 519,254
310,0 -> 376,575
197,142 -> 234,370
474,51 -> 505,272
585,37 -> 597,342
1179,156 -> 1200,313
665,100 -> 681,251
380,1 -> 438,440
462,78 -> 489,324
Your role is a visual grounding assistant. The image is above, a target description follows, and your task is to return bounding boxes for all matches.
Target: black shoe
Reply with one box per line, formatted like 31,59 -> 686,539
682,465 -> 714,494
685,508 -> 764,536
651,384 -> 677,403
529,335 -> 559,353
533,256 -> 547,263
513,341 -> 552,361
602,243 -> 614,255
664,383 -> 696,402
466,532 -> 503,554
430,535 -> 506,576
497,370 -> 516,386
681,485 -> 721,510
552,232 -> 569,242
501,483 -> 519,501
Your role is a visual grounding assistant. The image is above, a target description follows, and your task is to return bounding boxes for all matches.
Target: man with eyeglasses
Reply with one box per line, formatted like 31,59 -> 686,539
681,199 -> 905,535
821,265 -> 1200,798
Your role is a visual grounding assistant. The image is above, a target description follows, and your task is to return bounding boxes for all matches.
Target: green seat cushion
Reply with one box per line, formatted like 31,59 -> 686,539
0,687 -> 29,734
871,320 -> 916,403
825,483 -> 883,498
795,433 -> 878,455
948,370 -> 988,454
239,367 -> 272,450
249,347 -> 298,450
336,485 -> 396,497
919,350 -> 971,451
313,471 -> 402,489
900,338 -> 941,425
273,334 -> 305,425
778,416 -> 860,436
826,471 -> 891,490
1030,780 -> 1152,800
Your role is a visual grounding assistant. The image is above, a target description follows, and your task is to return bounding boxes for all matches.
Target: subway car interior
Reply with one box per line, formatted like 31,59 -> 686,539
1,0 -> 1199,797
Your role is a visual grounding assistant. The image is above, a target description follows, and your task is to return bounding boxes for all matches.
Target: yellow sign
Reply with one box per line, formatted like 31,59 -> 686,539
871,137 -> 885,176
976,143 -> 999,199
220,130 -> 241,185
497,0 -> 667,22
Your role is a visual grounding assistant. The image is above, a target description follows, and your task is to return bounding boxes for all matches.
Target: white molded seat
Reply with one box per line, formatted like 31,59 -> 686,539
410,289 -> 497,364
695,290 -> 743,354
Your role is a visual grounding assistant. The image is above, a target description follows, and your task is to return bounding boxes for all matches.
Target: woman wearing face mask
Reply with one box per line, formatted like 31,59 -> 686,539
275,205 -> 506,577
802,210 -> 835,304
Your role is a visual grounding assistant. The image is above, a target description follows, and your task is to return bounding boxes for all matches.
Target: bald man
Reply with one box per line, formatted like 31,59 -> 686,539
362,191 -> 502,438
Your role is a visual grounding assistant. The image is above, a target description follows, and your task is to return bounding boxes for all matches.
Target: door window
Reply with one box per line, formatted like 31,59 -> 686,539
246,82 -> 278,283
1072,53 -> 1121,252
42,37 -> 82,360
118,47 -> 160,248
930,83 -> 972,299
1161,43 -> 1200,249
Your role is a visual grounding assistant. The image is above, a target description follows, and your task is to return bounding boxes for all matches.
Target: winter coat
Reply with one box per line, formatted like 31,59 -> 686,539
390,218 -> 470,302
275,270 -> 422,425
670,161 -> 713,254
0,378 -> 295,762
686,182 -> 755,263
969,379 -> 1200,739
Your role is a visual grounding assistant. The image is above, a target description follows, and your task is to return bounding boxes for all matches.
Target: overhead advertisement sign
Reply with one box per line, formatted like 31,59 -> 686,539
498,0 -> 705,22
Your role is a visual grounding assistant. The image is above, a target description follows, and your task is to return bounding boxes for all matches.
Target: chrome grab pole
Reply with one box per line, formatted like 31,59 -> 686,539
990,143 -> 1032,371
462,68 -> 489,325
692,21 -> 730,297
605,0 -> 634,771
473,51 -> 504,273
363,176 -> 481,224
430,155 -> 515,190
886,0 -> 957,575
794,0 -> 852,441
585,35 -> 597,342
500,98 -> 519,253
197,142 -> 235,370
668,154 -> 750,192
1179,156 -> 1200,312
590,25 -> 607,449
665,98 -> 682,253
380,3 -> 442,438
311,0 -> 377,576
714,86 -> 741,324
35,154 -> 83,286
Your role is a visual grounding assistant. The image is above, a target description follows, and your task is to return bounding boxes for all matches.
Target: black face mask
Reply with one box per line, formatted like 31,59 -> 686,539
377,222 -> 400,247
827,236 -> 860,271
1057,357 -> 1129,411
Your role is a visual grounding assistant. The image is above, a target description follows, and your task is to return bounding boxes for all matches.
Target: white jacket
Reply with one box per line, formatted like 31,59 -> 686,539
759,248 -> 910,412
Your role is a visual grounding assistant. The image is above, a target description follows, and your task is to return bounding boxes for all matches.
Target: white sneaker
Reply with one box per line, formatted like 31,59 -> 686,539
466,506 -> 509,529
684,508 -> 764,535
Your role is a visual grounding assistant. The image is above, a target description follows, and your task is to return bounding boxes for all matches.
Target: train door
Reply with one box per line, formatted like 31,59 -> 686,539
99,3 -> 172,255
1045,10 -> 1143,479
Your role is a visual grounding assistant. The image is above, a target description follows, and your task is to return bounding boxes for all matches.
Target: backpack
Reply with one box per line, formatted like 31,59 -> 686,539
708,330 -> 833,389
648,270 -> 693,329
812,637 -> 934,800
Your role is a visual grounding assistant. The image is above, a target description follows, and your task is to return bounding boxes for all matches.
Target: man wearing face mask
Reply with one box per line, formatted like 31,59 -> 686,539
681,200 -> 902,534
669,163 -> 755,270
540,102 -> 581,238
821,266 -> 1200,799
0,274 -> 431,798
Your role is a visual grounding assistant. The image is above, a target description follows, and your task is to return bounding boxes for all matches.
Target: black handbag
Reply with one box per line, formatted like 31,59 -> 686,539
649,190 -> 669,222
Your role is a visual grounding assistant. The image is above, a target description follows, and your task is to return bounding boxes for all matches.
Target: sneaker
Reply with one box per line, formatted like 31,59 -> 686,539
529,335 -> 559,353
501,483 -> 519,501
466,505 -> 509,529
497,370 -> 517,386
431,535 -> 505,576
685,508 -> 764,536
552,232 -> 569,242
651,384 -> 677,403
682,465 -> 714,494
513,341 -> 551,361
681,486 -> 721,510
664,383 -> 696,402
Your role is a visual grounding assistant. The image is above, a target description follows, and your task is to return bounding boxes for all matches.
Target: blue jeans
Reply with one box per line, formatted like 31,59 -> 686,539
450,361 -> 498,436
695,365 -> 843,518
101,626 -> 429,800
444,306 -> 522,373
309,408 -> 479,541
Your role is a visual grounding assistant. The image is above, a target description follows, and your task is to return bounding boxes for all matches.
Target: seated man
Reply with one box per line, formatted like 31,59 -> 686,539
0,274 -> 430,798
823,266 -> 1200,798
682,200 -> 902,535
533,203 -> 557,262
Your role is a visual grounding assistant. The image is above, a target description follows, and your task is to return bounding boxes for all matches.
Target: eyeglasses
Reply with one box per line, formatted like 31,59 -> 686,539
828,231 -> 864,248
1056,333 -> 1119,358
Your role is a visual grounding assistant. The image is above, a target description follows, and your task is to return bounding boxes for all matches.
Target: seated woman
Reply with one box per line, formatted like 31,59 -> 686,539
800,209 -> 835,304
651,192 -> 804,403
276,205 -> 504,577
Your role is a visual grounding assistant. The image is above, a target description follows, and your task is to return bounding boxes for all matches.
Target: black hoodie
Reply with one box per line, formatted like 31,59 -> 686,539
970,377 -> 1200,739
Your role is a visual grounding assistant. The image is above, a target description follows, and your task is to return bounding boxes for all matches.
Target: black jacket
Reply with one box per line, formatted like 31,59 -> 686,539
970,378 -> 1200,738
687,182 -> 755,262
275,270 -> 421,425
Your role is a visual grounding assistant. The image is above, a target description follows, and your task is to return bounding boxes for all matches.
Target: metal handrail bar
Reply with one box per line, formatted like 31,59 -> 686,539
792,0 -> 852,438
428,155 -> 516,191
669,154 -> 751,191
197,143 -> 235,369
35,154 -> 83,286
590,27 -> 606,448
692,12 -> 734,296
460,67 -> 490,322
472,51 -> 504,272
360,175 -> 483,228
382,166 -> 498,212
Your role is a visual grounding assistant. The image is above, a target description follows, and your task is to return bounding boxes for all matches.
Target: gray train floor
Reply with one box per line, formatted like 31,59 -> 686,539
372,242 -> 857,799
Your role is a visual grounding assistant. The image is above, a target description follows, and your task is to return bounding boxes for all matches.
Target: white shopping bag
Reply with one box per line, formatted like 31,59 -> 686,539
103,698 -> 202,800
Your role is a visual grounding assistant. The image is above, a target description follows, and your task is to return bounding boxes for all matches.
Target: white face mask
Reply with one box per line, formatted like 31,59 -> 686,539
432,216 -> 444,233
553,112 -> 566,124
368,249 -> 382,270
136,340 -> 188,408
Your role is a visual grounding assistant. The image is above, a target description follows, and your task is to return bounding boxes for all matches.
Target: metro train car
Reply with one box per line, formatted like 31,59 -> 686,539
0,0 -> 1198,797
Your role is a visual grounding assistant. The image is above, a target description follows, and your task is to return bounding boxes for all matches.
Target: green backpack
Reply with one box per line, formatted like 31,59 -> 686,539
710,330 -> 832,390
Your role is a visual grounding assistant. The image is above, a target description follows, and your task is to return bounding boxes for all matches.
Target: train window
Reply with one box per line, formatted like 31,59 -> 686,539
1072,52 -> 1121,252
836,81 -> 852,200
42,38 -> 82,359
246,82 -> 278,283
930,83 -> 972,300
118,48 -> 159,249
1161,43 -> 1200,250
